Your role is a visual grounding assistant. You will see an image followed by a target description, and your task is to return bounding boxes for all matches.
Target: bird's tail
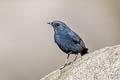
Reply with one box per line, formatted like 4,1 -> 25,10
81,48 -> 88,56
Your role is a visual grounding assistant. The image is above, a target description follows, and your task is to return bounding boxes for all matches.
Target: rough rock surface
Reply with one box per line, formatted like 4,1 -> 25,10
41,45 -> 120,80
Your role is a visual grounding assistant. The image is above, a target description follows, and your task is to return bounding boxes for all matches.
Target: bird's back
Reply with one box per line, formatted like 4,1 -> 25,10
54,30 -> 88,55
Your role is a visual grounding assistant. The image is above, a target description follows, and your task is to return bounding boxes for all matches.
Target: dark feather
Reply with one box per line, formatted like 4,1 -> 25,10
50,20 -> 88,56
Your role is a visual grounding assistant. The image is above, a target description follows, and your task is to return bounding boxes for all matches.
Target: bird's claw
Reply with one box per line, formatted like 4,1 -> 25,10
60,62 -> 72,70
67,62 -> 72,65
60,63 -> 67,70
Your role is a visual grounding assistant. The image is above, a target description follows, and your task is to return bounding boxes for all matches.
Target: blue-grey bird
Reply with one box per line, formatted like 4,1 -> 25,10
48,20 -> 88,69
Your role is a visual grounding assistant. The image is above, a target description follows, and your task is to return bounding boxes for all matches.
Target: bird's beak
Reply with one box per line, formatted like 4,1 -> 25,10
47,22 -> 53,26
47,22 -> 51,25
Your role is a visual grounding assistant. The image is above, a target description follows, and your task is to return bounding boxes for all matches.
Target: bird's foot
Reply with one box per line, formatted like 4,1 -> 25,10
67,62 -> 72,65
60,63 -> 68,70
60,62 -> 72,70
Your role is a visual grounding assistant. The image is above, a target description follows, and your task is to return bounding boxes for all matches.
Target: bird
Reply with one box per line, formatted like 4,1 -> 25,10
47,20 -> 88,69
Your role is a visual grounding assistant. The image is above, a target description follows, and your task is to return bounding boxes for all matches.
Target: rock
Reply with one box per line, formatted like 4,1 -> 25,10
40,45 -> 120,80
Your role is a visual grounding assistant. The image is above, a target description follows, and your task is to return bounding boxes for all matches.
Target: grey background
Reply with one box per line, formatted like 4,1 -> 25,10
0,0 -> 120,80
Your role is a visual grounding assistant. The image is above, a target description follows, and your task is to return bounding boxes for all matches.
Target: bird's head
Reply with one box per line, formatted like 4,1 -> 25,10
47,20 -> 69,31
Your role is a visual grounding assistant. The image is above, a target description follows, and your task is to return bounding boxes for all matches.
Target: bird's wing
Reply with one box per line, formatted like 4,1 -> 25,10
68,31 -> 86,48
68,31 -> 81,43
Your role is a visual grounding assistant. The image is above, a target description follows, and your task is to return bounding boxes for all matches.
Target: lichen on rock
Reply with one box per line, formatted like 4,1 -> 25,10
41,45 -> 120,80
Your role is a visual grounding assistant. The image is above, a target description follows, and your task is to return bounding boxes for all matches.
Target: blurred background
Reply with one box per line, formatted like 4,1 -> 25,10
0,0 -> 120,80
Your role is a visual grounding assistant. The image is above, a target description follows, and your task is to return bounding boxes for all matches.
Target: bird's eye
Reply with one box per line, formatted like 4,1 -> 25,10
55,23 -> 60,27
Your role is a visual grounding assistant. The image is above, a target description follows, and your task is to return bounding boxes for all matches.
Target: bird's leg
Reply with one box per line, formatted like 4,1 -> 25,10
66,54 -> 70,64
73,54 -> 79,62
70,53 -> 79,64
60,54 -> 70,70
